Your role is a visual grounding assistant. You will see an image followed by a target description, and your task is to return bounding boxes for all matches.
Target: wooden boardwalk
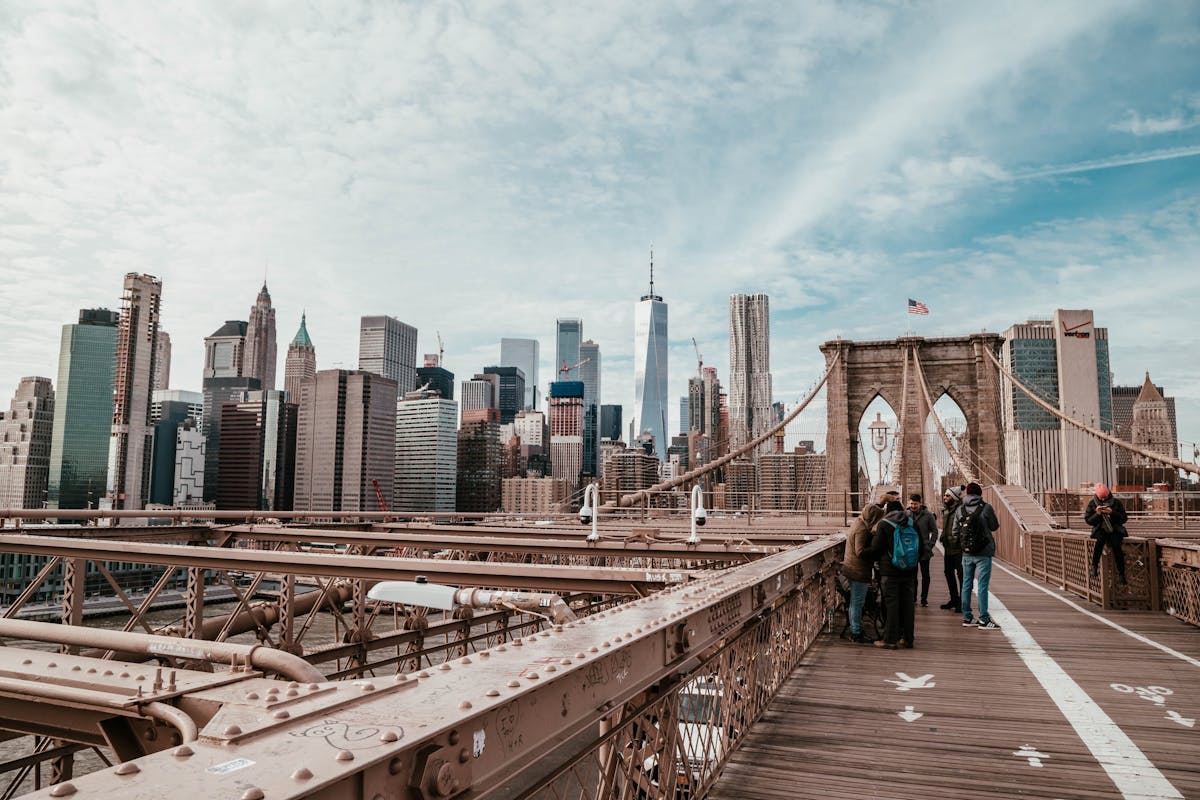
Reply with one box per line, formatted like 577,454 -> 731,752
710,554 -> 1200,800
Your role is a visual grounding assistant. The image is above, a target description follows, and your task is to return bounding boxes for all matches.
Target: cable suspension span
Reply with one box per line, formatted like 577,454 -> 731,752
892,345 -> 910,486
607,351 -> 842,509
911,348 -> 977,484
983,348 -> 1200,478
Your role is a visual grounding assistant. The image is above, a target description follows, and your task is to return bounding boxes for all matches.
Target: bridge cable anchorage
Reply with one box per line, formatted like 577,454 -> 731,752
982,348 -> 1200,477
604,351 -> 842,509
910,348 -> 977,485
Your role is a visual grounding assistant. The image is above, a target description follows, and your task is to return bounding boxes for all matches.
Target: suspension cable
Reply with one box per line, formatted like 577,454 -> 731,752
891,345 -> 910,486
910,348 -> 977,484
983,348 -> 1199,477
606,351 -> 842,508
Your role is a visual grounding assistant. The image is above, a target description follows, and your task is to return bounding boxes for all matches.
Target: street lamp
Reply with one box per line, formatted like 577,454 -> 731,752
688,484 -> 706,546
868,412 -> 891,486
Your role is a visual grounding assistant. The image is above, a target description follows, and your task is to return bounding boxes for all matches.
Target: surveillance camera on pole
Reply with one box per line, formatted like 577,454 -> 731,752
688,484 -> 706,546
580,482 -> 600,542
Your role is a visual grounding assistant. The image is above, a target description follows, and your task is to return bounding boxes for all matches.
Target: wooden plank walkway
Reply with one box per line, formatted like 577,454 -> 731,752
710,553 -> 1200,800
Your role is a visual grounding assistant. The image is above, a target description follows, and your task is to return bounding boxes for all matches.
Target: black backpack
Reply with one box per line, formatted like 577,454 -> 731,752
955,504 -> 987,555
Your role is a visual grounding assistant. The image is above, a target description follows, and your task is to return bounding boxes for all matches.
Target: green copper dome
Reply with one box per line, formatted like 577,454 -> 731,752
291,312 -> 313,348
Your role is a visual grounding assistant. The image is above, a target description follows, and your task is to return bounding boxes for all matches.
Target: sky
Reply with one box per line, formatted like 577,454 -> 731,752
1,1 -> 1198,458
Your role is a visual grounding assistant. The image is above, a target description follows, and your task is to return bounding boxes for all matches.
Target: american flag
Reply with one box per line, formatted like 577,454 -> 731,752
908,298 -> 929,315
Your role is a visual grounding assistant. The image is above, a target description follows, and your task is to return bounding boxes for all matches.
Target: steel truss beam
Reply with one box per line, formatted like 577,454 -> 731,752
0,535 -> 691,594
17,538 -> 841,800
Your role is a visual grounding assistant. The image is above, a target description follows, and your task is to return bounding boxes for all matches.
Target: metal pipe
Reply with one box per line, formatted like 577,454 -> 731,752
454,589 -> 578,624
0,676 -> 198,744
0,618 -> 324,684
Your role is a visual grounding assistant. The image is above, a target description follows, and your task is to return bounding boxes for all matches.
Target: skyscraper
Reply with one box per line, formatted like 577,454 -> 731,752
283,312 -> 316,403
633,256 -> 668,461
457,407 -> 502,512
48,308 -> 119,510
154,331 -> 171,391
461,374 -> 499,415
359,316 -> 418,394
500,337 -> 539,410
578,341 -> 601,477
555,320 -> 582,379
243,282 -> 278,390
107,273 -> 162,510
0,377 -> 55,508
149,390 -> 203,506
679,396 -> 689,435
202,320 -> 259,502
1112,380 -> 1177,468
216,389 -> 296,511
1131,373 -> 1176,466
600,404 -> 622,443
395,391 -> 459,512
294,370 -> 397,512
728,293 -> 772,459
482,366 -> 526,425
549,380 -> 585,491
1000,310 -> 1114,494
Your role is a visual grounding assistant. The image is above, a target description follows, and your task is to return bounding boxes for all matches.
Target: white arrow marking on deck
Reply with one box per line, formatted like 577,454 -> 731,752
1165,711 -> 1195,728
990,593 -> 1182,799
1013,744 -> 1048,768
897,706 -> 923,723
886,672 -> 935,691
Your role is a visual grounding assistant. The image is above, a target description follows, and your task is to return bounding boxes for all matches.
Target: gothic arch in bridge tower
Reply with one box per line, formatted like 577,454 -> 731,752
857,393 -> 900,488
924,391 -> 971,495
820,334 -> 1005,511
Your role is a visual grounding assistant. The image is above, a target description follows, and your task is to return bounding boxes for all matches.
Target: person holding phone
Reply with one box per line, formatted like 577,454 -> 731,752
1084,483 -> 1129,584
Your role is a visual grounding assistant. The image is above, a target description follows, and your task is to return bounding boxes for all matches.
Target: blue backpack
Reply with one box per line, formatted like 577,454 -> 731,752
886,517 -> 921,570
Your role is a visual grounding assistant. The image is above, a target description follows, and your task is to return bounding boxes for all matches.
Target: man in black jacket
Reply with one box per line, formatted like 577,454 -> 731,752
907,493 -> 938,607
867,507 -> 918,650
1085,483 -> 1128,584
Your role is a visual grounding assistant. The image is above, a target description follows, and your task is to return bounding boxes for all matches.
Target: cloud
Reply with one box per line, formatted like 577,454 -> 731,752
1112,95 -> 1200,135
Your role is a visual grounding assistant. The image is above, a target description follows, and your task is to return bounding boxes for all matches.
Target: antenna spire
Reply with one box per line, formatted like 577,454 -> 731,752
649,245 -> 655,295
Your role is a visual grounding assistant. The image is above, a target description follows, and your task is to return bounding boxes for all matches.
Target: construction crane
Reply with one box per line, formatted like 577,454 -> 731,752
558,357 -> 592,378
371,478 -> 392,521
436,331 -> 444,367
691,337 -> 703,378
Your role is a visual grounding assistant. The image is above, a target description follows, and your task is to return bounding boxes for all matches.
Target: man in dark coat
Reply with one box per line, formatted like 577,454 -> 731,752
867,506 -> 918,649
907,493 -> 938,607
957,482 -> 1001,630
938,486 -> 965,612
1085,483 -> 1128,584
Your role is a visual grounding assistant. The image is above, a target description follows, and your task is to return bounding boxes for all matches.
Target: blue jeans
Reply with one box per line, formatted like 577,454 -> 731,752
962,555 -> 993,622
848,580 -> 869,634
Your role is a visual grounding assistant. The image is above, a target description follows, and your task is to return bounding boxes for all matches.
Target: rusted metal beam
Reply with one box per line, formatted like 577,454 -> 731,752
0,535 -> 693,594
221,524 -> 781,561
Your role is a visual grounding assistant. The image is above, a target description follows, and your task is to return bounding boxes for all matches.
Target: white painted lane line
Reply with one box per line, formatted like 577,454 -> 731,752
994,560 -> 1200,670
989,591 -> 1183,800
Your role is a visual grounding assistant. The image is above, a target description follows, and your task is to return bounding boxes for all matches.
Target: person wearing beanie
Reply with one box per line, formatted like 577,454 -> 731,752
937,486 -> 965,611
1085,483 -> 1128,584
954,481 -> 1000,630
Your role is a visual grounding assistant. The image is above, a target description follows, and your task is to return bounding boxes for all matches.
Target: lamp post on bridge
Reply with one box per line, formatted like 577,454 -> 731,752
868,412 -> 891,487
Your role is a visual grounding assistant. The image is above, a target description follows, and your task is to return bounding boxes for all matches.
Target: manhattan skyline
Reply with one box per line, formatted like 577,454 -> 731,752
1,3 -> 1198,449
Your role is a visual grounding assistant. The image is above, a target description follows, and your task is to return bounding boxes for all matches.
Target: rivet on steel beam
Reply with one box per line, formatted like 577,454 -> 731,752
48,782 -> 76,797
274,710 -> 290,720
506,680 -> 520,688
104,669 -> 113,676
526,672 -> 540,680
512,639 -> 524,647
601,642 -> 611,648
292,768 -> 313,781
246,692 -> 260,700
555,625 -> 564,632
545,665 -> 557,673
459,700 -> 473,709
21,659 -> 31,666
575,652 -> 586,659
224,724 -> 243,736
241,788 -> 265,800
496,645 -> 507,652
267,688 -> 279,696
418,670 -> 431,678
449,730 -> 460,745
307,683 -> 320,691
173,746 -> 194,758
71,665 -> 81,672
393,673 -> 409,682
360,683 -> 377,692
560,658 -> 572,666
87,668 -> 96,674
459,656 -> 472,664
289,681 -> 300,689
336,750 -> 354,762
286,689 -> 299,697
47,662 -> 57,669
479,652 -> 490,659
459,747 -> 470,764
379,730 -> 399,743
487,689 -> 501,697
438,664 -> 451,671
588,647 -> 599,653
114,762 -> 140,776
119,671 -> 128,677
